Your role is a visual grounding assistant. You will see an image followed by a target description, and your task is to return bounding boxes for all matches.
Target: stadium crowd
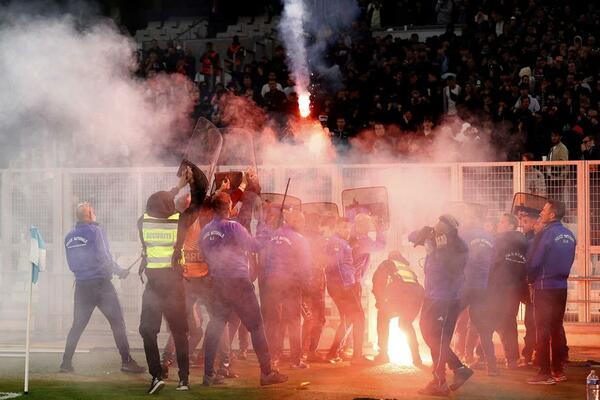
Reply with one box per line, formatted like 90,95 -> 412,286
137,1 -> 600,162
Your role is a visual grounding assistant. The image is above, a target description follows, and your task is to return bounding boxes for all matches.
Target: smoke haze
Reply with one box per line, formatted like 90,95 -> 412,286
0,4 -> 197,168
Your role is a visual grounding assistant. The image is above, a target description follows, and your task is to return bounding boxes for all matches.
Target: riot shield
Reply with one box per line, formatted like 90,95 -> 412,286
178,117 -> 223,200
342,186 -> 389,230
302,202 -> 339,218
217,127 -> 258,168
511,192 -> 547,216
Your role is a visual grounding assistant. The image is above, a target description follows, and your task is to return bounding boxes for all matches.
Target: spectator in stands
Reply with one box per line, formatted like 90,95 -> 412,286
548,131 -> 569,161
435,0 -> 453,26
200,42 -> 220,90
581,135 -> 600,160
366,1 -> 382,29
183,49 -> 196,80
261,72 -> 283,97
442,75 -> 461,117
263,81 -> 287,112
514,83 -> 541,113
331,116 -> 352,145
227,35 -> 245,73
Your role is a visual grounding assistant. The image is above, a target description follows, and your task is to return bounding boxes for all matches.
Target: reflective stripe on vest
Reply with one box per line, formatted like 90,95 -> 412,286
391,260 -> 418,284
142,212 -> 179,269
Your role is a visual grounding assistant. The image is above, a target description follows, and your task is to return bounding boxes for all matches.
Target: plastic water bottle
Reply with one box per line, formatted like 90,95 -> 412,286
587,370 -> 600,400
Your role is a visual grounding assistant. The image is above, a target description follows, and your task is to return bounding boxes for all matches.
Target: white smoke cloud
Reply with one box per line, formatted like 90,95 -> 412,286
0,6 -> 197,168
278,0 -> 311,97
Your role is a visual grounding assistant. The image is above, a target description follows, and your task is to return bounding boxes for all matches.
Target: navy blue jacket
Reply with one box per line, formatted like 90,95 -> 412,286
350,230 -> 386,282
64,222 -> 124,281
324,234 -> 356,288
527,220 -> 576,290
490,230 -> 528,291
263,225 -> 311,283
200,217 -> 262,279
409,228 -> 468,300
461,227 -> 494,290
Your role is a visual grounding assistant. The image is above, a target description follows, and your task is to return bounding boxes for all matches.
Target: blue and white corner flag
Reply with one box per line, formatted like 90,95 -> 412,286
29,226 -> 46,284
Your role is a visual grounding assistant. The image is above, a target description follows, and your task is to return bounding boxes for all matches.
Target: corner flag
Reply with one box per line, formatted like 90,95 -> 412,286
29,226 -> 46,284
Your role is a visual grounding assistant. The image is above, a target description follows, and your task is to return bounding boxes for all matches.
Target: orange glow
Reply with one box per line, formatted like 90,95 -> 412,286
299,92 -> 310,118
307,131 -> 326,155
387,318 -> 414,366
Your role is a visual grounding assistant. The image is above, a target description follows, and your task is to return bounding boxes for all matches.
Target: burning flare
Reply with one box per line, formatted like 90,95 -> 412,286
299,92 -> 310,118
388,317 -> 414,366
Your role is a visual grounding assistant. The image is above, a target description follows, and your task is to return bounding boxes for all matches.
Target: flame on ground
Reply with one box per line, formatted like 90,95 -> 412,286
299,92 -> 310,118
387,317 -> 414,366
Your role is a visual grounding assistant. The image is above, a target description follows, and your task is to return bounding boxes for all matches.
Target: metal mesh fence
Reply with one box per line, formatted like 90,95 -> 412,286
460,165 -> 514,219
1,162 -> 599,338
589,165 -> 600,247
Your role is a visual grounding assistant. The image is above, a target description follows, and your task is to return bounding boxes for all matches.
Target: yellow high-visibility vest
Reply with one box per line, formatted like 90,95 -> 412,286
141,212 -> 180,269
389,260 -> 418,284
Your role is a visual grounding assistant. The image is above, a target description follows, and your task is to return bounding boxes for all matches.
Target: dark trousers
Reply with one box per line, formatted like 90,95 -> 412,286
262,276 -> 303,363
420,298 -> 463,384
522,300 -> 537,361
494,289 -> 521,363
376,307 -> 422,364
533,288 -> 568,374
139,269 -> 189,381
302,279 -> 326,354
327,283 -> 365,359
63,278 -> 131,364
163,276 -> 211,359
204,277 -> 272,376
462,289 -> 496,369
481,289 -> 522,365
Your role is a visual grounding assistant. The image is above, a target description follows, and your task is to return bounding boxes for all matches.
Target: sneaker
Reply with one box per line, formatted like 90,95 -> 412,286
552,372 -> 567,382
417,380 -> 451,397
327,356 -> 342,364
147,377 -> 165,395
449,366 -> 474,391
203,373 -> 225,386
176,380 -> 189,391
237,349 -> 248,360
121,358 -> 146,374
260,370 -> 288,386
291,360 -> 310,369
527,373 -> 556,385
59,362 -> 74,373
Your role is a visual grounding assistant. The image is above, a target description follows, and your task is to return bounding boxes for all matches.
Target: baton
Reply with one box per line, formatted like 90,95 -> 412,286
278,178 -> 291,228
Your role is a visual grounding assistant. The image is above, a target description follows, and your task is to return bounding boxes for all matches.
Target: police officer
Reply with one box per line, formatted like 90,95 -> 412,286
517,209 -> 539,366
409,214 -> 473,396
138,170 -> 191,394
372,251 -> 424,367
160,191 -> 212,376
301,213 -> 328,362
459,207 -> 496,375
526,200 -> 575,385
262,209 -> 311,369
60,202 -> 145,374
485,213 -> 528,370
200,192 -> 288,386
324,218 -> 370,365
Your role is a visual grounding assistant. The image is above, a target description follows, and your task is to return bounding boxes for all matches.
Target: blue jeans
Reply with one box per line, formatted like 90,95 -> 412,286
204,277 -> 272,376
